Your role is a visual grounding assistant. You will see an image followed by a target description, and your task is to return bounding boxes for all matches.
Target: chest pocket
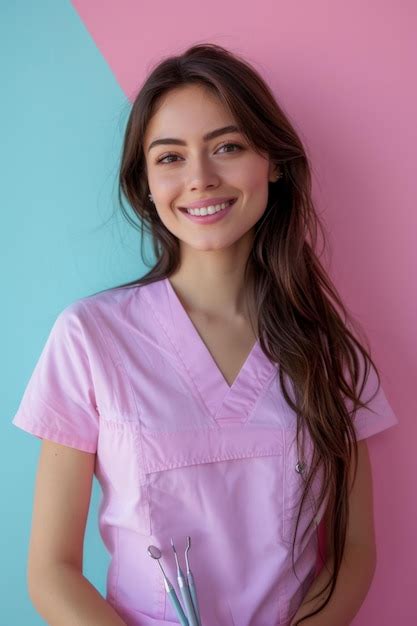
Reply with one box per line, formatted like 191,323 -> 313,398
140,424 -> 285,529
139,424 -> 286,623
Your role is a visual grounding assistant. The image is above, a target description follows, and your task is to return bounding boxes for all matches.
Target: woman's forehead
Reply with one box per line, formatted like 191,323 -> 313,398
144,86 -> 235,147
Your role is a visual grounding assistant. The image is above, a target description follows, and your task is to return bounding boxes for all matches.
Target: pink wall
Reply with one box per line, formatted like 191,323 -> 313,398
71,1 -> 417,623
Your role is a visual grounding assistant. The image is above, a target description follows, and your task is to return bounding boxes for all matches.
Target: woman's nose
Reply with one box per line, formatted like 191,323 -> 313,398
187,158 -> 221,190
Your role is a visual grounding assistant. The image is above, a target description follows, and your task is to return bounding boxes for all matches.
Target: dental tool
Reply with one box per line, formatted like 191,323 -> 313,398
147,545 -> 189,626
185,536 -> 202,626
170,538 -> 200,626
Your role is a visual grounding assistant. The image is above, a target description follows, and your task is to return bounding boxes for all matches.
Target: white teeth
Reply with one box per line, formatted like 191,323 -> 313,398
186,200 -> 233,216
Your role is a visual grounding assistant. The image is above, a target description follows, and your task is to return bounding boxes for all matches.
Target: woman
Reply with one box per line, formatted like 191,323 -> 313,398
13,43 -> 398,625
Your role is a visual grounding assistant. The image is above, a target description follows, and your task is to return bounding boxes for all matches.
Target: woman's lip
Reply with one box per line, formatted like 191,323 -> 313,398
179,197 -> 237,210
179,198 -> 236,224
179,198 -> 236,212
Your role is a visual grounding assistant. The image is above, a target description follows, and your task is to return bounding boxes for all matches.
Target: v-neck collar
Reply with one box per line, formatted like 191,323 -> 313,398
142,277 -> 278,426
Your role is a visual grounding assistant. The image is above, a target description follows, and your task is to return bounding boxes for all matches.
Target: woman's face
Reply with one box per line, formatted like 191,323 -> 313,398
143,84 -> 279,252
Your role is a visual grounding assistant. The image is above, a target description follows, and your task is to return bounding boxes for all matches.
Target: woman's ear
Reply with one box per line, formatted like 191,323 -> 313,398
268,162 -> 281,182
268,161 -> 281,183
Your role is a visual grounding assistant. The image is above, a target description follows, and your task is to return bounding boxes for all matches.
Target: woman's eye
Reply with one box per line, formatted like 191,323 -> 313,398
156,142 -> 242,165
157,153 -> 180,164
217,142 -> 242,154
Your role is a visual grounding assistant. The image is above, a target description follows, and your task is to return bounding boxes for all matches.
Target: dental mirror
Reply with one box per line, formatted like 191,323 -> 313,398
147,544 -> 168,578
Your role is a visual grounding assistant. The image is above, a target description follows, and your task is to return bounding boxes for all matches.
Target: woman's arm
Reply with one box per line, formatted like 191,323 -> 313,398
30,562 -> 127,626
27,440 -> 126,626
289,543 -> 375,626
290,439 -> 377,626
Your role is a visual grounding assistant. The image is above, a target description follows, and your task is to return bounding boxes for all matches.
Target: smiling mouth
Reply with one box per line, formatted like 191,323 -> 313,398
178,198 -> 237,215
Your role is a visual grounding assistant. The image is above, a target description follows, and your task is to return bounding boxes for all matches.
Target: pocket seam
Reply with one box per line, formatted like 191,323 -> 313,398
144,448 -> 283,474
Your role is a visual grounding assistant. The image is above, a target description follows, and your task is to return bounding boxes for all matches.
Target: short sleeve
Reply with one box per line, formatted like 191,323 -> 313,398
349,356 -> 399,441
12,302 -> 99,453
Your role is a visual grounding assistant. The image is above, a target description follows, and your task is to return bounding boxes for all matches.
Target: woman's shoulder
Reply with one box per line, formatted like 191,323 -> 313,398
57,279 -> 166,340
66,281 -> 157,318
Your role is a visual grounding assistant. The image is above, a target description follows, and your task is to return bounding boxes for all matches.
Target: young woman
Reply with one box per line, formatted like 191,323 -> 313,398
13,43 -> 398,626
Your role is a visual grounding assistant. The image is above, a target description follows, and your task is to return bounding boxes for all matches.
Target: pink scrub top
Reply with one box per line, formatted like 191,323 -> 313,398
12,277 -> 399,626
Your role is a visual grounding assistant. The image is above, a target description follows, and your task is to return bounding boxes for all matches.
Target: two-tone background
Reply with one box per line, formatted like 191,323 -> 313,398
3,1 -> 416,623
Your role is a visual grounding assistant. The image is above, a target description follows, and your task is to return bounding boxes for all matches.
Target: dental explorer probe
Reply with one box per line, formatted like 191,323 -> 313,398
171,538 -> 199,626
185,536 -> 202,626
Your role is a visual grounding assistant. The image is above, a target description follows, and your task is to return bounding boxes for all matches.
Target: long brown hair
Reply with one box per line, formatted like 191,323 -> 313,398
103,43 -> 380,624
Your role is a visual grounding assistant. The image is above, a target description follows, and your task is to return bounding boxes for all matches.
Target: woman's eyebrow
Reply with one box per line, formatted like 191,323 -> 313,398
147,125 -> 241,153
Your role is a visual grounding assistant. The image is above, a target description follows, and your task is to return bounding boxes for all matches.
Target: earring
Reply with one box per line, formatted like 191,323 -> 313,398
272,171 -> 282,182
148,193 -> 154,203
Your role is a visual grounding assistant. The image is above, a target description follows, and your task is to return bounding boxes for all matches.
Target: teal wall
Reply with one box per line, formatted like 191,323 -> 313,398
2,2 -> 149,623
